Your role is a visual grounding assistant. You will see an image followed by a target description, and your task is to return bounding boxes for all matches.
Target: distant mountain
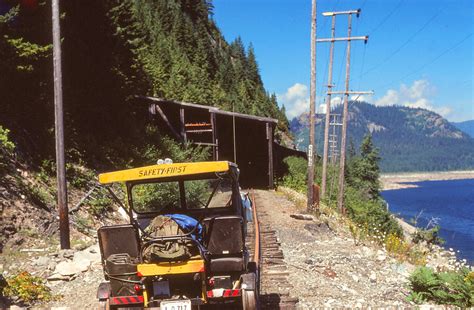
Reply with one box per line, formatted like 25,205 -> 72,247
290,102 -> 474,172
452,120 -> 474,138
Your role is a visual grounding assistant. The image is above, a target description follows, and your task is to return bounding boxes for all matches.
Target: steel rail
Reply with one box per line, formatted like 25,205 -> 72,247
250,190 -> 260,268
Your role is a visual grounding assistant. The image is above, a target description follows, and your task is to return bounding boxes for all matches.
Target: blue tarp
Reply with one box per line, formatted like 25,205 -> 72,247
164,214 -> 203,242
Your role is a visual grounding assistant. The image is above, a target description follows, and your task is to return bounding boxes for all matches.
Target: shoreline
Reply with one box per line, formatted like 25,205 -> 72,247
380,170 -> 474,190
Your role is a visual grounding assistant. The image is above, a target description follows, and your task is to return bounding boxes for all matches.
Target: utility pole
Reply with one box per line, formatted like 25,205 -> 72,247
335,16 -> 372,213
319,10 -> 363,199
52,0 -> 70,249
329,113 -> 342,164
307,0 -> 317,211
316,10 -> 372,214
232,102 -> 237,164
320,13 -> 336,199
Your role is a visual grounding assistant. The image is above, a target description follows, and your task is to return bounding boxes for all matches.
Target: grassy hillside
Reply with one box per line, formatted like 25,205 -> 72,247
290,102 -> 474,172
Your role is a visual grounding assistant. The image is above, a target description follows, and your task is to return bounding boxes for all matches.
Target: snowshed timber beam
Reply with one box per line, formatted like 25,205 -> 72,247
266,123 -> 274,189
139,96 -> 278,124
149,104 -> 181,141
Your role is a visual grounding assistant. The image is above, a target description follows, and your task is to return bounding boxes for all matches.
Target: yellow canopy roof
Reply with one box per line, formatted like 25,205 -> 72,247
98,161 -> 230,184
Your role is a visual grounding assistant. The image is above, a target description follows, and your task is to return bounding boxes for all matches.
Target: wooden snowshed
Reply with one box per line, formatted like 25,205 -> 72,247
140,96 -> 305,189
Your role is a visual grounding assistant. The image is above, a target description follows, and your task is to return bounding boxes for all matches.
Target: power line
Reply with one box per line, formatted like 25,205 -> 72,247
358,44 -> 367,89
351,16 -> 361,84
335,42 -> 347,92
320,0 -> 341,36
361,9 -> 441,77
319,46 -> 329,104
368,0 -> 405,35
375,32 -> 473,90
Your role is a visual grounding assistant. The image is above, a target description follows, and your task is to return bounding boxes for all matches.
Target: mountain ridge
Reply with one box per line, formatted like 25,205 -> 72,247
452,120 -> 474,138
290,102 -> 474,172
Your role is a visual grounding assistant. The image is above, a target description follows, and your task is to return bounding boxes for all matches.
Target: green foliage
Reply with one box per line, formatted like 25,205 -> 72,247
36,159 -> 95,194
0,126 -> 15,153
0,125 -> 15,173
132,182 -> 180,212
408,266 -> 474,307
342,133 -> 403,238
346,134 -> 381,200
36,159 -> 55,184
279,138 -> 402,240
0,5 -> 19,24
131,179 -> 213,212
140,133 -> 210,165
344,187 -> 403,238
89,191 -> 113,216
279,156 -> 307,193
66,164 -> 95,189
5,37 -> 51,72
412,225 -> 445,246
26,183 -> 53,208
384,233 -> 427,265
2,271 -> 53,303
130,134 -> 214,212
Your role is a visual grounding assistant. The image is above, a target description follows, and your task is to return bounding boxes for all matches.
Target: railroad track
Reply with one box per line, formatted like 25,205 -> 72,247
247,191 -> 299,309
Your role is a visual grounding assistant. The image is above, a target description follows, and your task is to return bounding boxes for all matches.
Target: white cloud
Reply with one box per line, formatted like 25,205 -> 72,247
376,89 -> 399,106
318,104 -> 327,114
375,79 -> 451,117
351,95 -> 372,103
285,83 -> 307,100
331,96 -> 343,106
278,83 -> 369,118
433,106 -> 452,117
277,83 -> 310,119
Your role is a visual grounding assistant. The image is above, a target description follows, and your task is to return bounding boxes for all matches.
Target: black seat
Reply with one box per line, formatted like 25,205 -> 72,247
210,257 -> 244,272
98,225 -> 140,261
204,215 -> 243,255
203,216 -> 245,273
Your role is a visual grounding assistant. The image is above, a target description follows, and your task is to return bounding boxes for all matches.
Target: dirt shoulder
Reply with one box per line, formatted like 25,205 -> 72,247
380,170 -> 474,190
254,189 -> 413,308
257,188 -> 468,308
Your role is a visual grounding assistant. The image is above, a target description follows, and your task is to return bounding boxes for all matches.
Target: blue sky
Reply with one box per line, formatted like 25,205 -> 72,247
213,0 -> 473,122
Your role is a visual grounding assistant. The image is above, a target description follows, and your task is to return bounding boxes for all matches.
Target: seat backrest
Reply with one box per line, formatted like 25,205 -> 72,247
204,216 -> 243,256
98,224 -> 140,261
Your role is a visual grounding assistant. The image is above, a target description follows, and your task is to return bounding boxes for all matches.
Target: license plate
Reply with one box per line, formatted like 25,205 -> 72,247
160,299 -> 192,310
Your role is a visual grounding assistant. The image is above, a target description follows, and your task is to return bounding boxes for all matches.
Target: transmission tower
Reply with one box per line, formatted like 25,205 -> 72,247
329,113 -> 342,164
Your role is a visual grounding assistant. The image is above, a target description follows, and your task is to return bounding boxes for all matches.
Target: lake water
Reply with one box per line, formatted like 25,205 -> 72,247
382,179 -> 474,265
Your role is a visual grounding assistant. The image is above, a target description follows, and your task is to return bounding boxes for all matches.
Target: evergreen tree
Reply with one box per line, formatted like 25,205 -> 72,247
346,134 -> 381,200
247,43 -> 262,87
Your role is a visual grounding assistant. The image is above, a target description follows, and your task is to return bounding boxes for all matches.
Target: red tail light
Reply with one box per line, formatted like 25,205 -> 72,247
134,284 -> 142,293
